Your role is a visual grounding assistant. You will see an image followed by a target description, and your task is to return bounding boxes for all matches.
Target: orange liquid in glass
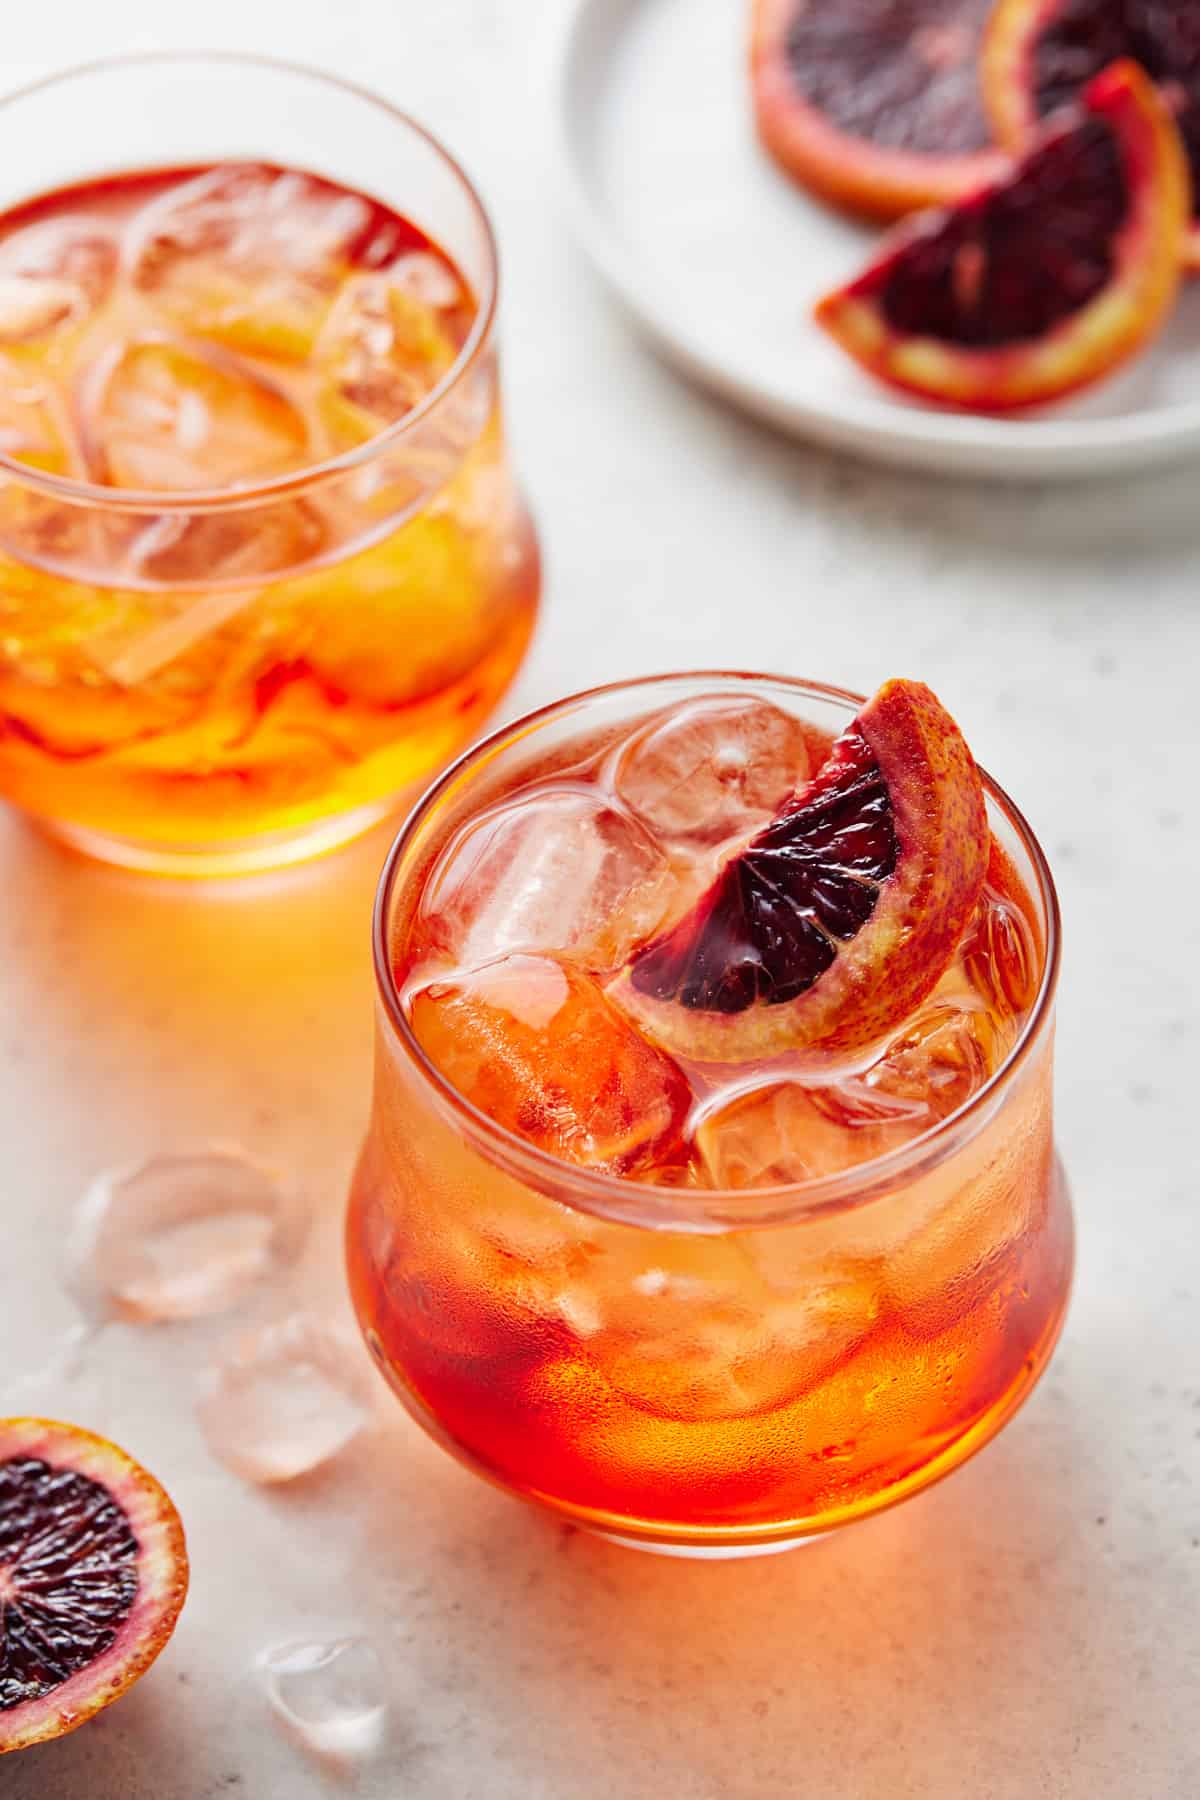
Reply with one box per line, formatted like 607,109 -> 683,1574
347,702 -> 1072,1548
0,164 -> 538,862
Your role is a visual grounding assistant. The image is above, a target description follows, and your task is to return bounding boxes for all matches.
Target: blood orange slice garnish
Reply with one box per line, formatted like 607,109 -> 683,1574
983,0 -> 1200,268
614,679 -> 987,1066
813,61 -> 1189,412
750,0 -> 1007,221
0,1418 -> 188,1756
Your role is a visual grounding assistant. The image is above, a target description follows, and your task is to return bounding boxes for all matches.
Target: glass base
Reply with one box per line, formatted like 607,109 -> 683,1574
41,797 -> 398,878
590,1527 -> 832,1559
361,1171 -> 1073,1560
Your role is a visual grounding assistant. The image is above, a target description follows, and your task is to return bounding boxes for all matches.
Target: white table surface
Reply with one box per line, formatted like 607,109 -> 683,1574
2,5 -> 1198,1797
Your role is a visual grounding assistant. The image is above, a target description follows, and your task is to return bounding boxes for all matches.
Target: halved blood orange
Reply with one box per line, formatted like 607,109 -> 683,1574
0,1419 -> 188,1756
983,0 -> 1200,267
750,0 -> 1007,221
614,679 -> 987,1066
814,61 -> 1189,412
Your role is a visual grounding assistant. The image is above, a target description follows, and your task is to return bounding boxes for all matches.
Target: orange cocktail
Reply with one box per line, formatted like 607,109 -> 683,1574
347,673 -> 1072,1554
0,56 -> 538,873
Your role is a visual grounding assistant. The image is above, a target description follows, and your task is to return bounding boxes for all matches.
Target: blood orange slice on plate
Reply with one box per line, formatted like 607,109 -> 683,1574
0,1418 -> 189,1756
614,678 -> 987,1066
750,0 -> 1007,221
983,0 -> 1200,268
814,60 -> 1189,412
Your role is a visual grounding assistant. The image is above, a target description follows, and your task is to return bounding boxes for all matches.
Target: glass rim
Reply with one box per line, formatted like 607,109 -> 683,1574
0,49 -> 499,514
372,671 -> 1063,1231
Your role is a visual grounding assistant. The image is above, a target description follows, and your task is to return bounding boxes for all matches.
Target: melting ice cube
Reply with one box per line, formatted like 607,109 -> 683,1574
67,1148 -> 306,1324
196,1315 -> 372,1484
259,1635 -> 387,1761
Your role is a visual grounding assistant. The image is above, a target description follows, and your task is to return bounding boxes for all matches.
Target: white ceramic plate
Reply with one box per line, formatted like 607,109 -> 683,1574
547,0 -> 1200,479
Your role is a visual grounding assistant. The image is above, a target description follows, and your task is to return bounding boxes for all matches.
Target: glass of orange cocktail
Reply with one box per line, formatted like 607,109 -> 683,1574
347,672 -> 1073,1554
0,55 -> 538,874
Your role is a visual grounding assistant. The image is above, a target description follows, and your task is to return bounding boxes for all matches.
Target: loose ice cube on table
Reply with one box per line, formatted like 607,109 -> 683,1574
613,696 -> 813,843
0,216 -> 118,342
420,786 -> 675,972
409,954 -> 691,1173
81,339 -> 310,490
67,1148 -> 306,1324
130,164 -> 368,359
197,1315 -> 372,1484
259,1636 -> 387,1762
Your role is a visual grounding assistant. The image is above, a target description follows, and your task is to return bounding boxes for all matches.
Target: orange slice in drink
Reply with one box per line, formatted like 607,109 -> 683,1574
614,678 -> 988,1065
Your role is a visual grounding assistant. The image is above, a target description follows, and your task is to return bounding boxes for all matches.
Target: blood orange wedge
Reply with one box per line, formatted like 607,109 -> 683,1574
0,1419 -> 188,1756
614,679 -> 987,1066
750,0 -> 1007,221
983,0 -> 1200,268
813,60 -> 1189,412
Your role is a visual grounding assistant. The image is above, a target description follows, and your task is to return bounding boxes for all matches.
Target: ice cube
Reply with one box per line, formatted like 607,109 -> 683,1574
316,271 -> 459,450
695,1079 -> 919,1188
420,786 -> 675,972
67,1148 -> 307,1324
0,216 -> 118,342
197,1315 -> 372,1484
695,1001 -> 999,1193
864,995 -> 1000,1124
259,1636 -> 387,1762
79,338 -> 311,491
130,164 -> 367,359
388,250 -> 463,310
408,954 -> 691,1173
380,1201 -> 601,1370
586,1238 -> 880,1421
114,497 -> 326,593
0,355 -> 73,474
962,881 -> 1040,1019
613,695 -> 813,844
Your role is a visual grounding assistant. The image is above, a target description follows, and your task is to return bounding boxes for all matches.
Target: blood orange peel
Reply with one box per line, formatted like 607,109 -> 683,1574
614,678 -> 987,1066
982,0 -> 1200,268
814,60 -> 1189,412
0,1418 -> 188,1756
750,0 -> 1007,221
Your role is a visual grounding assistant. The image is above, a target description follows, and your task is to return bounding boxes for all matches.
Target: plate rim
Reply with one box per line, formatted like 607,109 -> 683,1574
544,0 -> 1200,479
